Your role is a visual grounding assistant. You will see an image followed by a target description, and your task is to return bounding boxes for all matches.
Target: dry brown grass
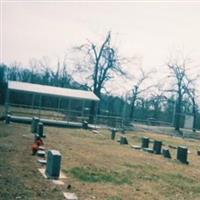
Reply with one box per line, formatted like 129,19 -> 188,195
1,121 -> 200,200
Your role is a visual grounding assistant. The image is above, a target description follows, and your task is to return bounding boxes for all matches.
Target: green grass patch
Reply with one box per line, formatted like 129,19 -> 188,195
65,167 -> 131,185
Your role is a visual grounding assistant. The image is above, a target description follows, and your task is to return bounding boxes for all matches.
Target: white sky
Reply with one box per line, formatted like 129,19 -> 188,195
1,1 -> 200,97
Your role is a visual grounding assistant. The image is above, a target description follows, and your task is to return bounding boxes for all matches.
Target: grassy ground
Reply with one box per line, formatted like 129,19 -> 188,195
1,122 -> 200,200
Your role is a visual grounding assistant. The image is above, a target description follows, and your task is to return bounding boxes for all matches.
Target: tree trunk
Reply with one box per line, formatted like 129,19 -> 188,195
192,97 -> 196,132
175,94 -> 181,132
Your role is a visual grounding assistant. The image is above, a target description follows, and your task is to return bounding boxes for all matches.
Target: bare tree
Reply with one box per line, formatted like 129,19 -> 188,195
167,56 -> 198,132
74,32 -> 126,122
129,68 -> 154,120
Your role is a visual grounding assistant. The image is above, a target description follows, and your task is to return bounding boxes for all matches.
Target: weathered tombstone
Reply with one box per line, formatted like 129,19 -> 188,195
153,140 -> 162,154
162,148 -> 171,159
31,117 -> 40,133
121,128 -> 126,134
177,146 -> 188,164
82,120 -> 88,129
143,147 -> 154,153
46,150 -> 61,179
197,150 -> 200,156
141,137 -> 149,148
37,150 -> 46,157
37,122 -> 44,138
120,136 -> 128,145
131,145 -> 141,150
5,114 -> 11,124
111,128 -> 116,140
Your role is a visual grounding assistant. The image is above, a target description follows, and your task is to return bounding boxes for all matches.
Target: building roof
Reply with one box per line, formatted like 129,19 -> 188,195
8,81 -> 99,101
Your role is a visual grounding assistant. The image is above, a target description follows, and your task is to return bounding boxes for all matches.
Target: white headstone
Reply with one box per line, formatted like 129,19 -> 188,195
184,115 -> 193,129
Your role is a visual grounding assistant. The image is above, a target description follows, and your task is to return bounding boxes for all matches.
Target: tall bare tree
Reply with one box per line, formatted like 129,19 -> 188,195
74,32 -> 126,122
129,68 -> 154,120
167,56 -> 198,132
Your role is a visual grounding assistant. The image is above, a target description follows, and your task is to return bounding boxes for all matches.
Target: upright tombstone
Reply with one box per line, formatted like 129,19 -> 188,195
141,137 -> 149,148
46,150 -> 61,179
31,117 -> 40,133
111,128 -> 116,140
5,114 -> 11,124
177,146 -> 188,164
120,136 -> 128,145
153,140 -> 162,154
82,120 -> 88,129
162,148 -> 171,159
37,122 -> 44,138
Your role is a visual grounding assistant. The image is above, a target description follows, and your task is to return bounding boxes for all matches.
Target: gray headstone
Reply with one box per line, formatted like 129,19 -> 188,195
46,150 -> 61,179
82,120 -> 88,129
37,122 -> 44,137
5,114 -> 11,124
31,117 -> 40,133
153,140 -> 162,154
162,148 -> 171,159
143,147 -> 154,153
177,146 -> 188,164
120,136 -> 128,145
141,137 -> 149,148
37,150 -> 46,157
111,128 -> 116,140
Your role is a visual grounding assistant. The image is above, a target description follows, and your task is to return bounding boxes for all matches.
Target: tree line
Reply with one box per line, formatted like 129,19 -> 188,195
0,32 -> 199,132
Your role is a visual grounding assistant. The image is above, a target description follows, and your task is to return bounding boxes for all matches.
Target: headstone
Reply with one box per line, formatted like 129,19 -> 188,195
111,128 -> 116,140
184,115 -> 194,129
38,146 -> 45,151
131,145 -> 141,150
197,150 -> 200,156
63,192 -> 78,200
31,117 -> 39,133
120,136 -> 128,145
162,148 -> 171,158
46,150 -> 61,179
141,137 -> 149,148
82,120 -> 88,129
153,140 -> 162,154
37,159 -> 47,165
37,122 -> 44,137
143,147 -> 154,153
177,146 -> 189,164
5,114 -> 11,124
37,150 -> 46,157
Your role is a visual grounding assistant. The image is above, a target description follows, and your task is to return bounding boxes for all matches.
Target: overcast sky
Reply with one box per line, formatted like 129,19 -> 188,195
1,1 -> 200,96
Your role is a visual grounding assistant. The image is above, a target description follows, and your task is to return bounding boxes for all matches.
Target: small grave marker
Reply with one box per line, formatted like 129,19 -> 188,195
177,146 -> 189,164
162,148 -> 171,159
143,147 -> 154,153
111,128 -> 116,140
31,117 -> 39,133
82,120 -> 88,129
63,192 -> 78,200
5,114 -> 11,124
120,136 -> 128,145
37,122 -> 44,137
37,150 -> 46,157
141,137 -> 149,148
153,140 -> 162,154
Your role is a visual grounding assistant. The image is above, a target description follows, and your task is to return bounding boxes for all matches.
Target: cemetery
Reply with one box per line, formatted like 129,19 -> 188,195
1,3 -> 200,200
1,116 -> 200,200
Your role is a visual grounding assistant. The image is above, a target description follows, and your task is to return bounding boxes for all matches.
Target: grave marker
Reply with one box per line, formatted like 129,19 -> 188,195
111,128 -> 116,140
141,137 -> 149,148
46,150 -> 61,179
153,140 -> 162,154
31,117 -> 39,133
177,146 -> 188,164
37,122 -> 44,137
